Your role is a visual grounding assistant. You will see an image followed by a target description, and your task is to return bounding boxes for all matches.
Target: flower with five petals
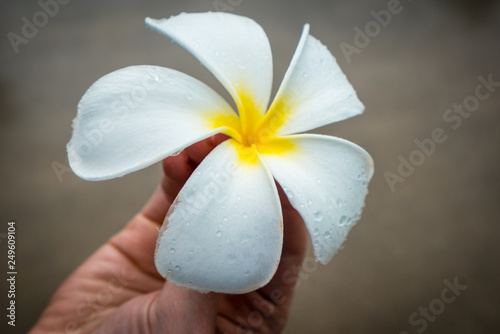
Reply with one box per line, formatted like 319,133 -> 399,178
67,12 -> 374,293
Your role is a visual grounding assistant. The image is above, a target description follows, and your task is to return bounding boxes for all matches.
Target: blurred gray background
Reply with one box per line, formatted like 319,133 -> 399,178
1,0 -> 499,333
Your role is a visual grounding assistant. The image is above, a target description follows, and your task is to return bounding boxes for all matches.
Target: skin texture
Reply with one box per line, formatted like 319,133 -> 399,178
30,134 -> 308,334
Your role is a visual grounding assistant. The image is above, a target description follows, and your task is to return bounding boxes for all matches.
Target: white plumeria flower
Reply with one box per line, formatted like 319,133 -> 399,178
67,12 -> 374,294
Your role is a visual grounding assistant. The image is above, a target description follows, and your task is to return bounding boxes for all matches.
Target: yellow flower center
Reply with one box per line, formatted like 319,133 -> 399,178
210,91 -> 294,164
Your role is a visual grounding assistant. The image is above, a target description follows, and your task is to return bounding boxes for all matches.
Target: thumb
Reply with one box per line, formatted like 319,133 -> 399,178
95,283 -> 220,334
149,283 -> 221,333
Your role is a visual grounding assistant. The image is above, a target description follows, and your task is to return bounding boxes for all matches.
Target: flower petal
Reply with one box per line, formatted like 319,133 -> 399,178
67,65 -> 237,180
146,13 -> 273,115
259,134 -> 373,264
263,25 -> 364,136
155,139 -> 283,293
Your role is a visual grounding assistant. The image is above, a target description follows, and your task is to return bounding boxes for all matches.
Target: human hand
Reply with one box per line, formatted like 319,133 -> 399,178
31,134 -> 308,334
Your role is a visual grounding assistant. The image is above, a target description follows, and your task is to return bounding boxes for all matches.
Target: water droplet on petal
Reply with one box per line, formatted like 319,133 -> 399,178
339,215 -> 347,226
171,150 -> 182,156
167,268 -> 173,273
307,198 -> 313,206
227,253 -> 237,264
314,211 -> 324,221
175,265 -> 181,271
324,231 -> 331,238
223,216 -> 229,222
313,228 -> 319,236
347,217 -> 352,225
170,247 -> 175,254
314,240 -> 320,247
216,230 -> 223,237
244,270 -> 250,276
171,238 -> 177,244
303,72 -> 309,78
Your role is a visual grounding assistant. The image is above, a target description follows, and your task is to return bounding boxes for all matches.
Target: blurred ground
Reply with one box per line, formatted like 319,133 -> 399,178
1,0 -> 499,333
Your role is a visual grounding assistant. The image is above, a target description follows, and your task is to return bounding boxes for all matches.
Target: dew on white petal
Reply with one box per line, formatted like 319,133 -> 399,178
323,231 -> 331,238
226,253 -> 237,264
313,211 -> 324,222
303,72 -> 309,78
313,227 -> 320,236
339,215 -> 347,226
174,265 -> 181,271
185,93 -> 193,101
170,247 -> 175,254
188,249 -> 194,255
171,238 -> 177,244
307,198 -> 313,206
314,240 -> 320,247
223,216 -> 229,222
244,270 -> 250,276
171,150 -> 182,156
347,217 -> 352,225
216,230 -> 223,237
167,268 -> 173,273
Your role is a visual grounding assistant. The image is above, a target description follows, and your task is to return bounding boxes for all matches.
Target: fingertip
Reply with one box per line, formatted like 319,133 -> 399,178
152,283 -> 220,331
211,133 -> 230,147
185,134 -> 229,165
162,151 -> 193,182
